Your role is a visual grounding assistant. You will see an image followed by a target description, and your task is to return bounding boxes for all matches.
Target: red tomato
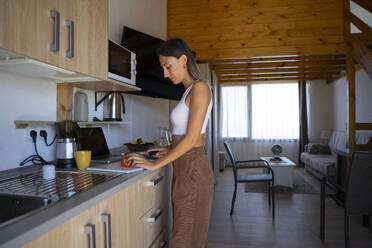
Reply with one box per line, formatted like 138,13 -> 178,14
121,155 -> 133,168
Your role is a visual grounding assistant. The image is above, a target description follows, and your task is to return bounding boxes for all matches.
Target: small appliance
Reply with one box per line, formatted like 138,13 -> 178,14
55,121 -> 79,169
95,91 -> 126,121
108,40 -> 136,85
73,92 -> 88,121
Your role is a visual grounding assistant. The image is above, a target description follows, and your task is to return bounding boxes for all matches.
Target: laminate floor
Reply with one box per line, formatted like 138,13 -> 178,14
207,167 -> 372,248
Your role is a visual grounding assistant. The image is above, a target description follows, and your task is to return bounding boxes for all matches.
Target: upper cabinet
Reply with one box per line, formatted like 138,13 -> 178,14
0,0 -> 107,80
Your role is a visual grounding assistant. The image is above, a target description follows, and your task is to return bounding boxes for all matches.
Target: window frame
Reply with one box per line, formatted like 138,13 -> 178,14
220,82 -> 299,141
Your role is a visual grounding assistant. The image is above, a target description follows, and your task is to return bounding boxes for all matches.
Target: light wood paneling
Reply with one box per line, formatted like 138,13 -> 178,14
215,66 -> 346,75
0,0 -> 60,66
168,0 -> 346,82
58,0 -> 108,79
57,83 -> 73,121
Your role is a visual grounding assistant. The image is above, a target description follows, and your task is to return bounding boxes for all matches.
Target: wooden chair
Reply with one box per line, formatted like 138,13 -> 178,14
223,141 -> 275,218
320,152 -> 372,248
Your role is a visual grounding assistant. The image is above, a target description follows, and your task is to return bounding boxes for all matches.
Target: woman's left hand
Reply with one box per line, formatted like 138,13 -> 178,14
127,153 -> 157,170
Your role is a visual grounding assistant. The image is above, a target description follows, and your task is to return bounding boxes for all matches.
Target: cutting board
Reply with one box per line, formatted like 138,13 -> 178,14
87,161 -> 144,173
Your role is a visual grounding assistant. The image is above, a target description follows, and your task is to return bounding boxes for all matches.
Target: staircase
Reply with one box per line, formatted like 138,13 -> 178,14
344,0 -> 372,149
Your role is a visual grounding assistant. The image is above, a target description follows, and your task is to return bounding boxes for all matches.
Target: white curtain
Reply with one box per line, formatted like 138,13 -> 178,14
251,83 -> 299,140
220,86 -> 248,141
219,82 -> 300,164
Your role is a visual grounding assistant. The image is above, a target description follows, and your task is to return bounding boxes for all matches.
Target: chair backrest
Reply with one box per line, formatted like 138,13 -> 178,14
223,141 -> 238,179
346,152 -> 372,215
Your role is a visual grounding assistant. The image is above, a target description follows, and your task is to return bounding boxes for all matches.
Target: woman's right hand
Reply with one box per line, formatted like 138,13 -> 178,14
147,147 -> 170,158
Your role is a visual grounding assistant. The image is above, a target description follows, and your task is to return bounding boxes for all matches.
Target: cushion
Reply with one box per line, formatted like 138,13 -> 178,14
300,152 -> 337,177
309,144 -> 331,155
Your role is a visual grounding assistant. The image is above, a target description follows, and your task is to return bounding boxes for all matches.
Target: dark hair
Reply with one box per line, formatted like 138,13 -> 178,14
157,38 -> 202,81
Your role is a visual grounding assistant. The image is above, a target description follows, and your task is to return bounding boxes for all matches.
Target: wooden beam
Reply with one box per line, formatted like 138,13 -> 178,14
347,54 -> 356,148
219,76 -> 329,83
350,35 -> 372,79
189,36 -> 344,51
195,44 -> 347,61
213,60 -> 345,70
348,12 -> 372,41
352,0 -> 372,13
204,54 -> 346,64
355,123 -> 372,130
57,83 -> 73,121
352,144 -> 372,150
218,72 -> 337,79
326,64 -> 361,83
215,66 -> 346,75
353,33 -> 372,47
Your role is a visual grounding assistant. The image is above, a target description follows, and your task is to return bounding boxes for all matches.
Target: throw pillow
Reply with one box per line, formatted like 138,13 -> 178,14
309,144 -> 331,155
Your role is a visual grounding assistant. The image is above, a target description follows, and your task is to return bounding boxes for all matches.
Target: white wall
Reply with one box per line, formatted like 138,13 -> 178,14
331,69 -> 372,132
0,0 -> 169,171
109,0 -> 167,41
0,71 -> 57,171
307,80 -> 334,142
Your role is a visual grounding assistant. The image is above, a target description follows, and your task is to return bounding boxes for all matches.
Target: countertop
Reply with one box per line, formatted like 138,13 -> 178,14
0,163 -> 158,248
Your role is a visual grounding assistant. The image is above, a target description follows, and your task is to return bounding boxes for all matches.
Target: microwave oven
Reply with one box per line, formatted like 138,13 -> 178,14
108,40 -> 136,86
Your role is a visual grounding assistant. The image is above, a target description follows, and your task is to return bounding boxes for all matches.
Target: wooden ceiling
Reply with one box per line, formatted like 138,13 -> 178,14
167,0 -> 347,83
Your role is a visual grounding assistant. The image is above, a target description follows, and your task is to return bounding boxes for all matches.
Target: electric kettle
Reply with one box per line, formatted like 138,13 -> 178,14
95,91 -> 126,121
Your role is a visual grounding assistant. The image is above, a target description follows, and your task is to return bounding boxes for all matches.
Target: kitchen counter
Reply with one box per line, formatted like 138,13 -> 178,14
0,164 -> 160,248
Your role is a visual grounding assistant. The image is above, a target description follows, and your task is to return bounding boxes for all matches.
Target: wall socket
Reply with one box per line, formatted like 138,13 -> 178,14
24,127 -> 43,143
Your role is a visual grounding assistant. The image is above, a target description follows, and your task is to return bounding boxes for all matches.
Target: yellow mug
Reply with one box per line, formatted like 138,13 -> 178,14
75,150 -> 91,170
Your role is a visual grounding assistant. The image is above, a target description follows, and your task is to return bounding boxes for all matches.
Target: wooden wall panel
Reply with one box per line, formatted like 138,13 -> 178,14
168,0 -> 346,60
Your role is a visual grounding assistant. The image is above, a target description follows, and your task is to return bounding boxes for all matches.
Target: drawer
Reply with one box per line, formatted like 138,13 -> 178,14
141,204 -> 165,248
149,229 -> 168,248
139,169 -> 165,217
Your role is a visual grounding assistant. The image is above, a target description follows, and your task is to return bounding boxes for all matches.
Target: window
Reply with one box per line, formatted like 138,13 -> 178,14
251,83 -> 299,140
221,86 -> 248,138
221,83 -> 299,140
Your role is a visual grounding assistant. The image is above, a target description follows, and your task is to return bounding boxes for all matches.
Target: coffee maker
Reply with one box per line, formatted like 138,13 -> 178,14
55,121 -> 79,169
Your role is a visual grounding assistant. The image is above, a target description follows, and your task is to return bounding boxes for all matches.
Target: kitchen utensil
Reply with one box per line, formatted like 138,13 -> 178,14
124,142 -> 153,152
56,138 -> 77,169
75,150 -> 91,170
42,165 -> 56,180
95,91 -> 126,121
55,121 -> 79,139
74,92 -> 88,121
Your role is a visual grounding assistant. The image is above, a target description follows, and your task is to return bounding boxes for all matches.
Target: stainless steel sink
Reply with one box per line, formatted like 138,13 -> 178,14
0,194 -> 52,225
0,169 -> 119,226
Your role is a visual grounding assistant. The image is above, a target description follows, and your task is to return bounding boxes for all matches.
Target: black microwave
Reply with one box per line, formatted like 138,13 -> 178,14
108,40 -> 136,86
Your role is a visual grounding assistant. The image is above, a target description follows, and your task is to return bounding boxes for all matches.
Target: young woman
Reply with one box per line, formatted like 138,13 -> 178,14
127,38 -> 214,248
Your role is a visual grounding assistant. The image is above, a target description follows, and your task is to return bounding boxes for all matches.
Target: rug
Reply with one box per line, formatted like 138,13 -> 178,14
244,168 -> 318,194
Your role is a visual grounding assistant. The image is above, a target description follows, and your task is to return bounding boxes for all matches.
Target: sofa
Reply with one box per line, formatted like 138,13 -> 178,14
300,131 -> 372,182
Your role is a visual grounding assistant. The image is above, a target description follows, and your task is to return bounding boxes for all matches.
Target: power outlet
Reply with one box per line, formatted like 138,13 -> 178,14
24,127 -> 40,143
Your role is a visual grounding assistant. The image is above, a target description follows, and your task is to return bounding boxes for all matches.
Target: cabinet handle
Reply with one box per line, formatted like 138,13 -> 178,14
146,175 -> 163,186
101,214 -> 112,248
65,20 -> 74,57
160,241 -> 167,248
147,208 -> 163,223
84,224 -> 96,248
50,10 -> 60,51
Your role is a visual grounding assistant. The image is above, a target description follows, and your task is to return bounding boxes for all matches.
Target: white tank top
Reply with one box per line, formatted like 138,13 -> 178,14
170,83 -> 212,135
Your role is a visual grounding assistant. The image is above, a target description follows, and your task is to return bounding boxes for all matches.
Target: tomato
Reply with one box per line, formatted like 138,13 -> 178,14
121,155 -> 133,168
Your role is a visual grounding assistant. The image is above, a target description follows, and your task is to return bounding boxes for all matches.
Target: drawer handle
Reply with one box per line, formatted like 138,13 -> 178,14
147,208 -> 163,223
50,10 -> 60,51
65,20 -> 74,57
84,224 -> 96,248
101,214 -> 112,248
146,175 -> 163,186
160,241 -> 167,248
